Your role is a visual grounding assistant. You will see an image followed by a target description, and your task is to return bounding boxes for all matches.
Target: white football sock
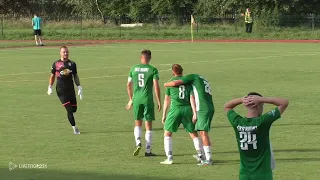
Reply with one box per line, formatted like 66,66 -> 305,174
164,136 -> 172,160
72,126 -> 77,131
145,130 -> 153,153
203,146 -> 212,161
193,137 -> 203,157
134,126 -> 142,146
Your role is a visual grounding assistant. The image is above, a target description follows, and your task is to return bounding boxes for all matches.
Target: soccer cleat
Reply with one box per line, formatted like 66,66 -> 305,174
197,159 -> 213,166
133,143 -> 142,156
160,159 -> 173,165
193,154 -> 205,163
73,128 -> 81,134
145,152 -> 156,157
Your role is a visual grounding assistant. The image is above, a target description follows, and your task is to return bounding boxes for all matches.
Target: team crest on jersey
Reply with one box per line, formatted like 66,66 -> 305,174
268,110 -> 276,116
68,62 -> 71,66
60,69 -> 72,76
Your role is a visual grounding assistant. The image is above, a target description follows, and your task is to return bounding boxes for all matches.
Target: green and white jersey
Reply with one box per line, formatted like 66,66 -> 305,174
227,107 -> 281,175
166,76 -> 193,107
181,74 -> 214,112
128,64 -> 159,104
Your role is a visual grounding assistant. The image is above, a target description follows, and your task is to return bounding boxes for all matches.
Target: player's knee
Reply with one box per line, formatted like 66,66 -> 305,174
145,121 -> 152,130
189,132 -> 198,139
199,131 -> 208,137
72,106 -> 77,113
164,131 -> 172,137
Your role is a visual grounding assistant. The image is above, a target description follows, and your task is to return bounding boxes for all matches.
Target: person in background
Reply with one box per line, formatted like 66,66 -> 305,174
32,13 -> 44,46
241,8 -> 253,33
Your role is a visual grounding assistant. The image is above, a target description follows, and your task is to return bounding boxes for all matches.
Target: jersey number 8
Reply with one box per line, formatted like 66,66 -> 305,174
203,80 -> 212,95
179,85 -> 185,99
138,74 -> 144,87
239,132 -> 257,150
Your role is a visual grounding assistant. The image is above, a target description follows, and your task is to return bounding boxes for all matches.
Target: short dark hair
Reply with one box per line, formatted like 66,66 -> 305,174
247,92 -> 262,97
60,46 -> 68,50
141,49 -> 151,59
172,64 -> 183,75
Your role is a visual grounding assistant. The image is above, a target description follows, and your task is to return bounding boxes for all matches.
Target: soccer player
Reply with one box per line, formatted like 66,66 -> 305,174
47,46 -> 83,134
126,49 -> 161,156
224,92 -> 289,180
32,14 -> 43,46
164,70 -> 214,165
161,64 -> 204,165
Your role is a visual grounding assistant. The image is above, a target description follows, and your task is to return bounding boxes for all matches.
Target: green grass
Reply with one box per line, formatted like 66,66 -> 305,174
0,41 -> 96,48
1,42 -> 320,180
1,18 -> 320,40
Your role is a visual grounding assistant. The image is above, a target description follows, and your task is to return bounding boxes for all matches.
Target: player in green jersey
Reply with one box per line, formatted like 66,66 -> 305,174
126,50 -> 162,157
224,92 -> 289,180
164,70 -> 214,166
160,64 -> 204,165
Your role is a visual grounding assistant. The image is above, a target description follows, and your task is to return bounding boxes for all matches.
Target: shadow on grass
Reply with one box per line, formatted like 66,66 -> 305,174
216,148 -> 320,155
214,157 -> 320,165
1,168 -> 196,180
80,122 -> 320,134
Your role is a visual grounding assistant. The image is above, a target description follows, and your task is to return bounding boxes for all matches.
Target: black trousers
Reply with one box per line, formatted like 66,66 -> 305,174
245,23 -> 253,33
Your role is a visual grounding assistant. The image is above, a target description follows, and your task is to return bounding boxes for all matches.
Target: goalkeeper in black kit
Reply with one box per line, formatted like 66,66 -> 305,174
47,46 -> 83,134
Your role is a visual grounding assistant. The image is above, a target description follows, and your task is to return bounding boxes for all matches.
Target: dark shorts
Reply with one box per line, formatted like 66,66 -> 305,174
34,29 -> 42,36
56,87 -> 77,107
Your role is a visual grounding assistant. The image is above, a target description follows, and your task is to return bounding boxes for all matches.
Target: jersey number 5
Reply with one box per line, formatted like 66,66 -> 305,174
138,74 -> 144,87
239,132 -> 257,150
179,85 -> 185,99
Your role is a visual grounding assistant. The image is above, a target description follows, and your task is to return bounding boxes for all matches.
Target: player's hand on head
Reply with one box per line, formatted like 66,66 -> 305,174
244,95 -> 262,107
242,96 -> 251,106
126,100 -> 133,110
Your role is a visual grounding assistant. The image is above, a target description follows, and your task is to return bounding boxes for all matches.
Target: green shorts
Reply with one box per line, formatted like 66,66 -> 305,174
133,103 -> 155,121
239,172 -> 273,180
164,106 -> 195,133
195,109 -> 214,132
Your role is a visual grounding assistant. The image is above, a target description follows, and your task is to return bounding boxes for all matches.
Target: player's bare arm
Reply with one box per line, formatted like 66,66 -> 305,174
153,79 -> 162,112
162,95 -> 171,124
244,96 -> 289,114
164,80 -> 184,87
224,98 -> 244,112
190,95 -> 197,124
126,81 -> 133,110
49,73 -> 55,86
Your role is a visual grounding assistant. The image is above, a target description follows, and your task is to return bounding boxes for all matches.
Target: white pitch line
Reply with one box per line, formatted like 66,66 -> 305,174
0,69 -> 172,83
1,52 -> 318,78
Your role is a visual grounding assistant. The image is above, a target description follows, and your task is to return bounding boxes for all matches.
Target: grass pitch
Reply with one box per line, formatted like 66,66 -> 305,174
1,42 -> 320,180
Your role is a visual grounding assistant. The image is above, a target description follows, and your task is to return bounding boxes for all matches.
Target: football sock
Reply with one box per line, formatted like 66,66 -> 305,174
193,137 -> 203,157
145,130 -> 153,153
134,126 -> 142,146
164,136 -> 172,160
203,146 -> 212,161
65,104 -> 76,126
72,126 -> 77,131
